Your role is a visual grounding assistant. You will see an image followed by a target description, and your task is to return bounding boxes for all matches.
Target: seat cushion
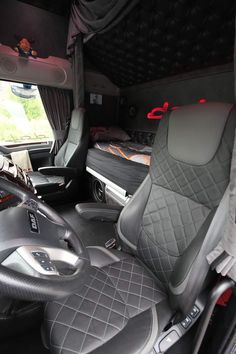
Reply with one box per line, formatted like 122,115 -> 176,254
45,251 -> 167,354
28,171 -> 65,187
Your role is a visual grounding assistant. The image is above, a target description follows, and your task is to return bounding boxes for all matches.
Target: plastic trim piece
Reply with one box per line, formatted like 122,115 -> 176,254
154,299 -> 204,353
192,279 -> 235,354
140,306 -> 159,354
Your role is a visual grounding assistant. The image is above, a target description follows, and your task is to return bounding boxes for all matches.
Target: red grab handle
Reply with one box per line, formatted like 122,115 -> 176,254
147,101 -> 169,119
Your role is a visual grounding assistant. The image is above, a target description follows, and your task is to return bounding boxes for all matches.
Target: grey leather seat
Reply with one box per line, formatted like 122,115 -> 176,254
29,109 -> 88,197
45,103 -> 236,353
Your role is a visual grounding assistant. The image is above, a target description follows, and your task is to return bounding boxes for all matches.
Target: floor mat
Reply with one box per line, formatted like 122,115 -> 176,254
55,204 -> 117,247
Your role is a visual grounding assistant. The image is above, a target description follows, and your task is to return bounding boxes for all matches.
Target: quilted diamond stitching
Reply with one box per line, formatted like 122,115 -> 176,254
102,257 -> 166,318
142,185 -> 210,256
136,110 -> 236,283
45,256 -> 166,354
85,0 -> 235,87
45,267 -> 129,354
138,234 -> 177,284
137,185 -> 210,284
150,113 -> 234,209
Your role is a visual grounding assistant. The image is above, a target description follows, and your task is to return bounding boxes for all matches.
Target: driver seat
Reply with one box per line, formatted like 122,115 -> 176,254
45,103 -> 236,354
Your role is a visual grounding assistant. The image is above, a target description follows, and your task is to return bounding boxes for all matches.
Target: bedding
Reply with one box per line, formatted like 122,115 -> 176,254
86,129 -> 154,195
94,141 -> 152,166
90,126 -> 131,142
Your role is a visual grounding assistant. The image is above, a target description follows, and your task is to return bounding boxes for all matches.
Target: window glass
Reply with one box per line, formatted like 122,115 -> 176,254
0,80 -> 53,146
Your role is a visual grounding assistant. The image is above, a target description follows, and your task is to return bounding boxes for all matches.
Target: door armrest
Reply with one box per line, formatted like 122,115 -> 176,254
76,203 -> 123,222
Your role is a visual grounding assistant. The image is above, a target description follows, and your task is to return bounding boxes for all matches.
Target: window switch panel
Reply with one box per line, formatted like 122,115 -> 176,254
181,316 -> 192,329
190,305 -> 200,319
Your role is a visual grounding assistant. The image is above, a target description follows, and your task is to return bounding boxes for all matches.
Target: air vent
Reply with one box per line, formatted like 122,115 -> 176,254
0,57 -> 17,74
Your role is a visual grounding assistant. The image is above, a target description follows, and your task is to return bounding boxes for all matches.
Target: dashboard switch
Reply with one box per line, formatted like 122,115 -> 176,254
181,316 -> 192,329
42,265 -> 56,272
190,305 -> 200,319
32,251 -> 49,259
39,259 -> 47,264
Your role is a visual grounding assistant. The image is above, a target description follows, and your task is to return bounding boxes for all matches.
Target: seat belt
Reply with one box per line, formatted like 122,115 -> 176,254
207,129 -> 236,282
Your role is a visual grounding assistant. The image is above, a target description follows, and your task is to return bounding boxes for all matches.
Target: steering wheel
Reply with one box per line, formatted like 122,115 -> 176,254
0,177 -> 90,302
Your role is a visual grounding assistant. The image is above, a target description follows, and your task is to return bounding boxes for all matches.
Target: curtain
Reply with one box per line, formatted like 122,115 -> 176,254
39,86 -> 72,154
67,0 -> 140,52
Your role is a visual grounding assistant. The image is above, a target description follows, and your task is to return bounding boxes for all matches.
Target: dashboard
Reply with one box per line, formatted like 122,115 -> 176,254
0,189 -> 14,202
0,155 -> 34,211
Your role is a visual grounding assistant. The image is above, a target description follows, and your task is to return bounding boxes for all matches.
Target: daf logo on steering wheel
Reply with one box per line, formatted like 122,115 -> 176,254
28,211 -> 40,234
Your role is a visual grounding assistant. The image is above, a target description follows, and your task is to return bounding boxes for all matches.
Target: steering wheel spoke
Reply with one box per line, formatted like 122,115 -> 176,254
2,246 -> 79,277
0,172 -> 89,301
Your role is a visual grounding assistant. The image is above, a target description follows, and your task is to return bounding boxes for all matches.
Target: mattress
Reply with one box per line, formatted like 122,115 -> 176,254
94,141 -> 152,166
86,148 -> 149,195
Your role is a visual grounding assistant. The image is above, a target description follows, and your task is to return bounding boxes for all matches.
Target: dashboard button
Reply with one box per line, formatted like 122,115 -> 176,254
38,259 -> 47,265
190,305 -> 200,318
32,251 -> 49,259
41,264 -> 56,272
181,316 -> 192,329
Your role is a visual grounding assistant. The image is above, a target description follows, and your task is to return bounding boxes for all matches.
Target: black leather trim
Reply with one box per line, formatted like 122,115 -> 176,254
92,307 -> 158,354
28,171 -> 65,187
45,255 -> 166,354
39,166 -> 78,178
33,182 -> 63,195
54,109 -> 88,173
87,246 -> 127,268
76,202 -> 122,222
169,210 -> 215,290
118,174 -> 152,250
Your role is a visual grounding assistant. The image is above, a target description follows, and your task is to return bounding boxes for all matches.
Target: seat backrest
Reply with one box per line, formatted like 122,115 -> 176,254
54,108 -> 88,172
118,102 -> 236,314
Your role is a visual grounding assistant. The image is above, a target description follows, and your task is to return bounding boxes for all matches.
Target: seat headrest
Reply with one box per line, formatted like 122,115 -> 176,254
168,102 -> 233,165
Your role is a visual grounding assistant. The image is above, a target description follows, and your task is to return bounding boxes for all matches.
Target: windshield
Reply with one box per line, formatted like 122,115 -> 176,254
0,80 -> 53,146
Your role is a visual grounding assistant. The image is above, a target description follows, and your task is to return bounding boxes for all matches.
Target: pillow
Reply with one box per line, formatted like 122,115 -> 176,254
90,126 -> 131,142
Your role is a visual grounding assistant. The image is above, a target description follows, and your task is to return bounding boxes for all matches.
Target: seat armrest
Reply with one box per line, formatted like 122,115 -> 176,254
38,166 -> 78,178
35,182 -> 62,195
76,203 -> 123,222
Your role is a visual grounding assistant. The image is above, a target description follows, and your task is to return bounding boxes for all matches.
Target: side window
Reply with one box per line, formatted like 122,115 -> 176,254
0,80 -> 53,146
